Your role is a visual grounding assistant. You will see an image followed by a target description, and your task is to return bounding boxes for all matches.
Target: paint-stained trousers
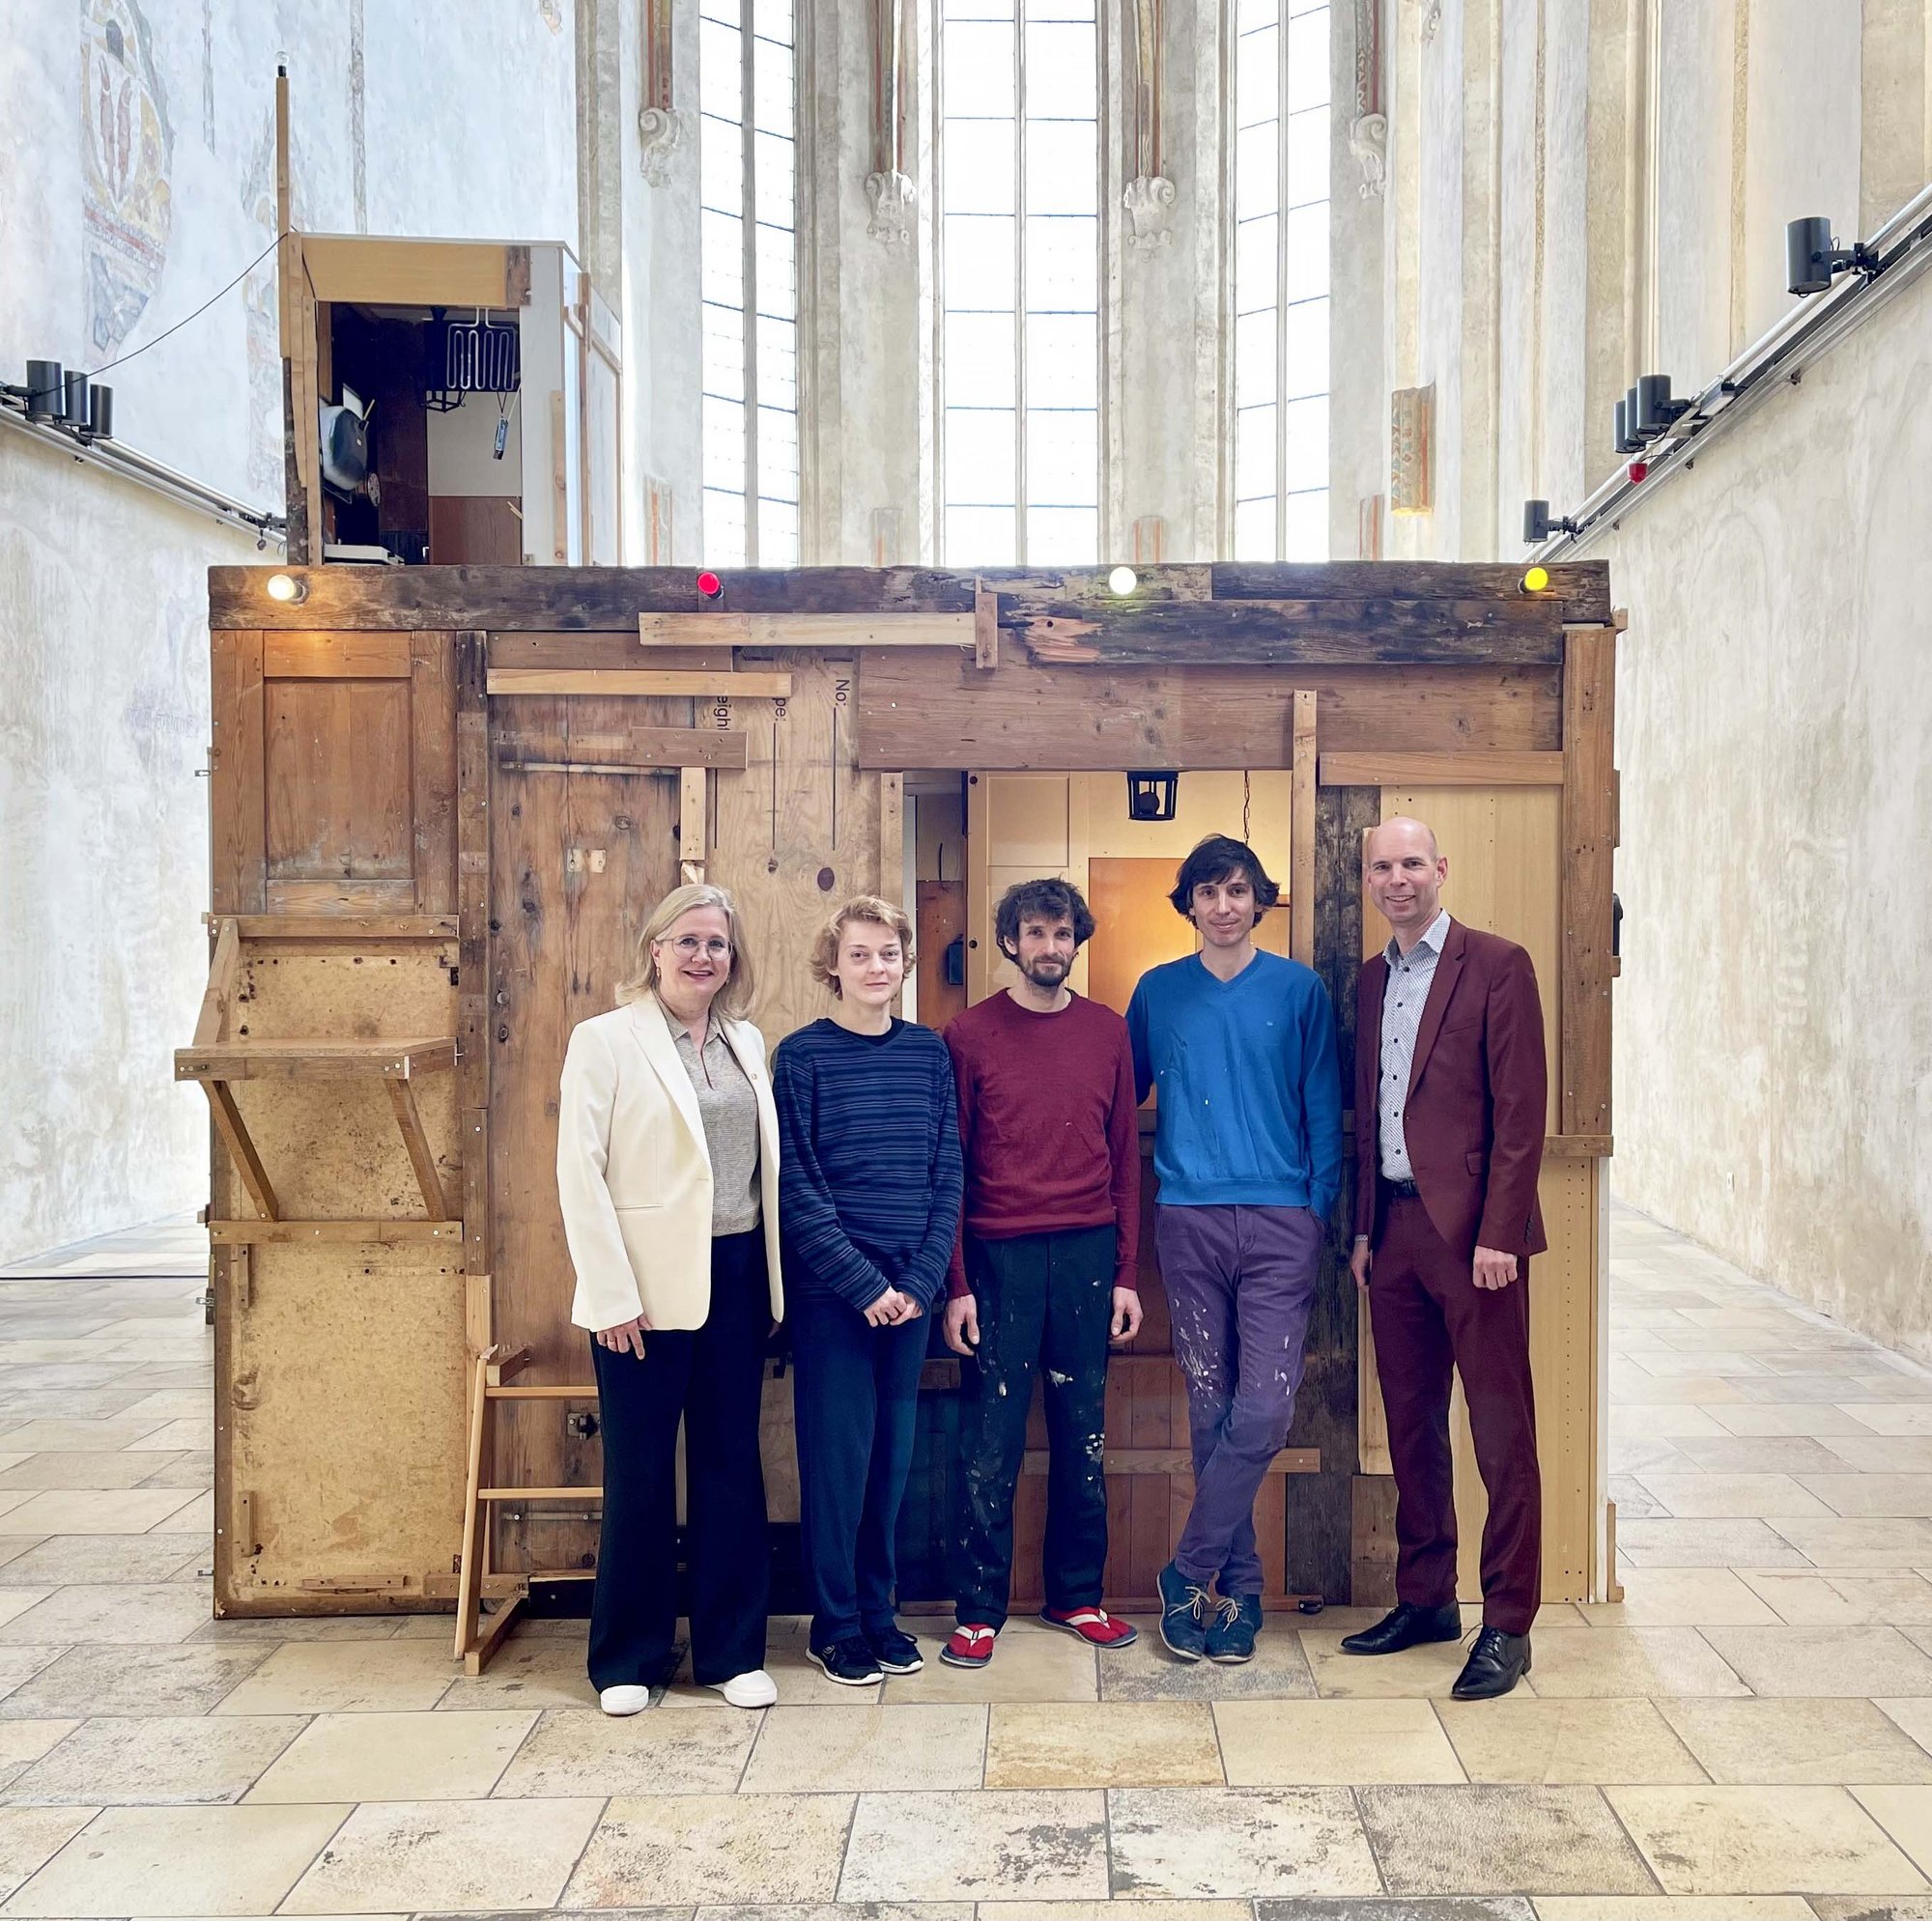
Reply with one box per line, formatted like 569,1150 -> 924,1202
1154,1203 -> 1322,1596
1369,1190 -> 1542,1635
952,1225 -> 1116,1629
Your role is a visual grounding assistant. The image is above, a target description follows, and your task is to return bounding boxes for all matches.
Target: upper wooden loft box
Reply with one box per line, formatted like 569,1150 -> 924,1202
279,231 -> 621,570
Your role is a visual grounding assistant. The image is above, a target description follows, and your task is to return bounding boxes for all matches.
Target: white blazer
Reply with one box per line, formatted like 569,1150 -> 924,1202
556,994 -> 783,1333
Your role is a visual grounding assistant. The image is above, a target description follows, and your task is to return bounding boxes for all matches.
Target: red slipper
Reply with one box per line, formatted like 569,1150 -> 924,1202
940,1623 -> 998,1668
1038,1605 -> 1139,1648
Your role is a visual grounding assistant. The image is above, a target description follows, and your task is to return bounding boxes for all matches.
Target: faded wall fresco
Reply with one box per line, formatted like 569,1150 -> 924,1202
82,0 -> 175,355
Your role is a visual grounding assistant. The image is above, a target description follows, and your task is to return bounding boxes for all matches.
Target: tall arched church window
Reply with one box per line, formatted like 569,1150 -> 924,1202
1231,0 -> 1329,560
701,0 -> 800,564
938,0 -> 1101,566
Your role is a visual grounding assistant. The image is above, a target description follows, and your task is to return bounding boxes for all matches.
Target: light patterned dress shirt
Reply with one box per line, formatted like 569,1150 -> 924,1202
1377,908 -> 1453,1182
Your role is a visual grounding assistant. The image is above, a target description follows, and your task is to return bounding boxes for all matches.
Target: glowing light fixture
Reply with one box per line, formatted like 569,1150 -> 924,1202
265,573 -> 305,604
696,570 -> 723,600
1520,566 -> 1550,594
1107,566 -> 1137,597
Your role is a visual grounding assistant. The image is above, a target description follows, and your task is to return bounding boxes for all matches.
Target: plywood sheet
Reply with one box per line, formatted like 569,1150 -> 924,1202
221,1241 -> 468,1611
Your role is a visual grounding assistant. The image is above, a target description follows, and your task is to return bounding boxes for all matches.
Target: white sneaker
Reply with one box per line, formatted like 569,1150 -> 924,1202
599,1683 -> 653,1716
705,1667 -> 778,1709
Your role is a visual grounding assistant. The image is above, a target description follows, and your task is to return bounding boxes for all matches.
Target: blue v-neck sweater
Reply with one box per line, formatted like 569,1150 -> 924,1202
1125,951 -> 1343,1215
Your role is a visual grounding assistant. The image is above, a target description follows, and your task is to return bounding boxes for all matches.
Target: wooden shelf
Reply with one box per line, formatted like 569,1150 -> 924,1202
175,1038 -> 456,1082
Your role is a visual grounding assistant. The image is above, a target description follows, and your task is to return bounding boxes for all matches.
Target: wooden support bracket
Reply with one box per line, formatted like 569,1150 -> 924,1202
384,1076 -> 452,1220
207,1081 -> 280,1221
974,582 -> 999,669
679,766 -> 708,885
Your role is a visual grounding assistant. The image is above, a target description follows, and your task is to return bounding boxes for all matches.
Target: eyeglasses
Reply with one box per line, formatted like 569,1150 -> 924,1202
664,936 -> 732,959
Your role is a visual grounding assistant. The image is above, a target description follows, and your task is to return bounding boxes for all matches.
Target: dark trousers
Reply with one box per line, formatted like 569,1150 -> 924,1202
1370,1191 -> 1542,1635
587,1229 -> 770,1688
790,1288 -> 927,1649
952,1224 -> 1115,1629
1154,1203 -> 1322,1596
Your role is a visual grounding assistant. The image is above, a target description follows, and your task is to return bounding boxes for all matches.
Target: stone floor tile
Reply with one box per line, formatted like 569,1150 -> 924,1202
1634,1473 -> 1834,1519
1609,1437 -> 1696,1478
1534,1899 -> 1821,1919
1711,1403 -> 1890,1437
491,1703 -> 753,1796
0,1806 -> 96,1903
1577,1568 -> 1780,1627
979,1700 -> 1217,1788
1802,1477 -> 1932,1518
0,1581 -> 215,1646
565,1793 -> 859,1907
746,1703 -> 986,1791
1699,1624 -> 1932,1695
1840,1406 -> 1932,1435
0,1550 -> 37,1579
1673,1434 -> 1876,1475
158,1490 -> 213,1536
1608,1406 -> 1727,1440
1629,1349 -> 1773,1377
113,1391 -> 213,1424
1739,1568 -> 1932,1625
246,1709 -> 534,1802
1,1643 -> 267,1719
1613,1518 -> 1811,1568
1435,1697 -> 1704,1785
0,1452 -> 186,1491
0,1723 -> 78,1794
1606,1378 -> 1746,1405
1518,1627 -> 1747,1698
704,1906 -> 965,1921
0,1488 -> 200,1537
884,1621 -> 1098,1705
1856,1788 -> 1932,1879
1879,1698 -> 1932,1755
1825,1438 -> 1932,1474
211,1637 -> 457,1714
843,1789 -> 1108,1900
1300,1630 -> 1483,1699
1214,1698 -> 1462,1785
0,1420 -> 170,1454
1108,1785 -> 1379,1898
122,1420 -> 212,1453
2,1801 -> 349,1917
279,1796 -> 599,1914
189,1612 -> 402,1643
1609,1476 -> 1669,1519
1660,1695 -> 1932,1783
0,1598 -> 46,1638
1356,1784 -> 1656,1896
4,1712 -> 303,1805
432,1635 -> 599,1711
0,1534 -> 204,1586
1255,1902 -> 1536,1921
1091,1616 -> 1317,1701
1809,1897 -> 1932,1921
986,1903 -> 1244,1921
1608,1784 -> 1926,1894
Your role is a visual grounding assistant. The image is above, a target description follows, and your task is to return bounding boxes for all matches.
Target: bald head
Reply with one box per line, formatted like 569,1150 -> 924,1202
1363,815 -> 1448,948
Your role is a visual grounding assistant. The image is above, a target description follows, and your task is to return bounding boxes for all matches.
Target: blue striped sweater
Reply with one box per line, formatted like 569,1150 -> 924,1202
771,1017 -> 964,1313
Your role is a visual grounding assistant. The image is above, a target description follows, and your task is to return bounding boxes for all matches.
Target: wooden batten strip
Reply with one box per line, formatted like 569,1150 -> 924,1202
679,767 -> 708,885
1318,750 -> 1565,788
639,611 -> 972,648
209,1219 -> 465,1244
1560,625 -> 1618,1138
384,1077 -> 452,1221
205,1083 -> 279,1222
263,632 -> 412,679
486,668 -> 794,698
974,584 -> 999,669
1290,692 -> 1319,966
209,915 -> 460,942
178,1039 -> 457,1082
195,919 -> 242,1047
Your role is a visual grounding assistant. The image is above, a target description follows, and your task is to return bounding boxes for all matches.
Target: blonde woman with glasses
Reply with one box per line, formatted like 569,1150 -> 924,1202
557,883 -> 783,1715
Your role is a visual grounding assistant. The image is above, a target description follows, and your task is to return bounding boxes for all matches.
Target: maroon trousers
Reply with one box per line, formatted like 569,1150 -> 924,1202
1369,1192 -> 1542,1634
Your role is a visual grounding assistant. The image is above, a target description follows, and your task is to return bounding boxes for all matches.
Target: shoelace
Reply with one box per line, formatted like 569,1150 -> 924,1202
1212,1595 -> 1243,1628
1170,1579 -> 1212,1621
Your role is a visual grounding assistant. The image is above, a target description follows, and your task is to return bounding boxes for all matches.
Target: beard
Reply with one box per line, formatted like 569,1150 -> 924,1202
1016,952 -> 1070,988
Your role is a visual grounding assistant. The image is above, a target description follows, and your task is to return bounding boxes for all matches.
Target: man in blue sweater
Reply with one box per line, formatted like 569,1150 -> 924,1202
1126,833 -> 1342,1663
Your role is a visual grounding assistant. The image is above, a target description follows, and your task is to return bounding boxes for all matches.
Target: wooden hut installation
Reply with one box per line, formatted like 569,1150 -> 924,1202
187,560 -> 1620,1661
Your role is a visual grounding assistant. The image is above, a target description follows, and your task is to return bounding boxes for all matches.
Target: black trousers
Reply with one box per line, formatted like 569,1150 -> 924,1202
952,1225 -> 1115,1629
587,1229 -> 770,1688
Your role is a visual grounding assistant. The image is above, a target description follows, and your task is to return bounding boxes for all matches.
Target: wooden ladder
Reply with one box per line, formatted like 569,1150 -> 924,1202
454,1344 -> 600,1674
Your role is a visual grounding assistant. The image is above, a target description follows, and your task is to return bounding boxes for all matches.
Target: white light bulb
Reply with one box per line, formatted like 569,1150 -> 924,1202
265,573 -> 302,603
1108,566 -> 1137,596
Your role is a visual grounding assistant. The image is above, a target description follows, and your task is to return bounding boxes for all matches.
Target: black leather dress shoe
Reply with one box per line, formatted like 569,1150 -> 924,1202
1452,1625 -> 1531,1698
1339,1600 -> 1463,1656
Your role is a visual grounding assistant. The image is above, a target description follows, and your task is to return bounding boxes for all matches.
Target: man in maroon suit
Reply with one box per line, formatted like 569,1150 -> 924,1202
1342,815 -> 1548,1699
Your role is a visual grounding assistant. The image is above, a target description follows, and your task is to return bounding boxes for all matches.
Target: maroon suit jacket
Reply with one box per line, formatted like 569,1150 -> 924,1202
1353,918 -> 1548,1265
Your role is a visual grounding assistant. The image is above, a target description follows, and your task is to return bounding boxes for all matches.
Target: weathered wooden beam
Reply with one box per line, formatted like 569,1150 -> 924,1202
487,668 -> 793,698
210,560 -> 1608,630
858,651 -> 1563,770
1318,749 -> 1565,787
209,1219 -> 465,1244
177,1039 -> 457,1081
207,915 -> 459,941
195,918 -> 242,1047
1011,600 -> 1564,666
1291,692 -> 1318,966
639,611 -> 972,648
1211,560 -> 1612,623
1561,624 -> 1618,1139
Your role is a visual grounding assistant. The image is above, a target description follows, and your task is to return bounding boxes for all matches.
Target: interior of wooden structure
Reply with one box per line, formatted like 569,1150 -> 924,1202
189,561 -> 1619,1646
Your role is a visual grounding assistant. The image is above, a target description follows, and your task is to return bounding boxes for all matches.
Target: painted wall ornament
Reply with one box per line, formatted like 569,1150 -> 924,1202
82,0 -> 175,355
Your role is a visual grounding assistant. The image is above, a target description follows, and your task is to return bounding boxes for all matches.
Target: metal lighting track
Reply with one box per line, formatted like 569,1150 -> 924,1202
0,399 -> 288,548
1530,181 -> 1932,561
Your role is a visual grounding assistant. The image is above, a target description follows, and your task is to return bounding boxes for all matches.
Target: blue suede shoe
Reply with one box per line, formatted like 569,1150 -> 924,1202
1205,1593 -> 1263,1663
1156,1559 -> 1210,1662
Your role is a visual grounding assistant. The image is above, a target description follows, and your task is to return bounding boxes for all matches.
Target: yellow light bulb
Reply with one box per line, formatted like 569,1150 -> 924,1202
265,573 -> 304,604
1521,565 -> 1550,594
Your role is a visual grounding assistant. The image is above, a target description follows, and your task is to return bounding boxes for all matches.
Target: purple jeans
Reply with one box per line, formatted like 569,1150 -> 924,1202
1154,1203 -> 1322,1595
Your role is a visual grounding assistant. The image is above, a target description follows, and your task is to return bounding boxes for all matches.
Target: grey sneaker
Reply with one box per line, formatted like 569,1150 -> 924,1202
1205,1593 -> 1263,1663
1156,1559 -> 1210,1662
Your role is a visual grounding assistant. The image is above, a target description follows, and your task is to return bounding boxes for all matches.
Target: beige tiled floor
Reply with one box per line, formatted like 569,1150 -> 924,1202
14,1211 -> 1932,1917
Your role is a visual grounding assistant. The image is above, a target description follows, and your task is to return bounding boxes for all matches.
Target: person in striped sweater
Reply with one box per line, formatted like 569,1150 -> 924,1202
773,895 -> 964,1686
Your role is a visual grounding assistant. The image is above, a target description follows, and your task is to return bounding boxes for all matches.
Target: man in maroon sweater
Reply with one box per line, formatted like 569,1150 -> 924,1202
938,878 -> 1143,1667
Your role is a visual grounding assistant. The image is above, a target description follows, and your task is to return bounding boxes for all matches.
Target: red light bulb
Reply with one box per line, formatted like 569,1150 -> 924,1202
696,570 -> 723,599
1627,460 -> 1649,484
